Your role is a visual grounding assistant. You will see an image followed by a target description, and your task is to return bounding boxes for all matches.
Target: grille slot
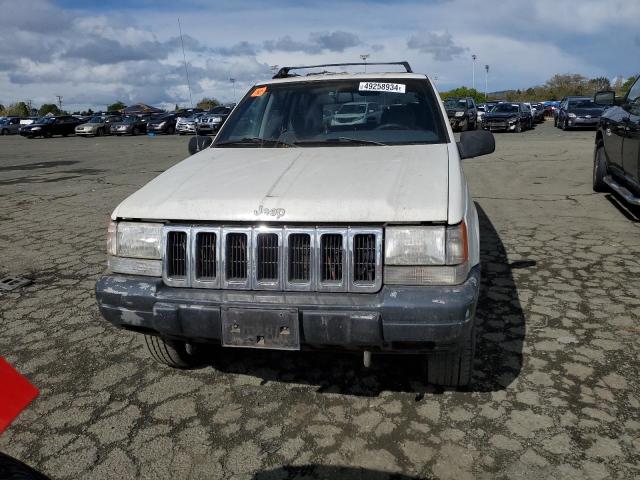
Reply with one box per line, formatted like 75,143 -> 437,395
256,233 -> 279,281
353,233 -> 376,283
288,234 -> 311,282
195,232 -> 217,279
167,231 -> 187,278
226,233 -> 248,281
320,234 -> 343,282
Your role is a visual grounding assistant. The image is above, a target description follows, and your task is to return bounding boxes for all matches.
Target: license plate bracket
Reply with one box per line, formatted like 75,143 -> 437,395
221,307 -> 300,350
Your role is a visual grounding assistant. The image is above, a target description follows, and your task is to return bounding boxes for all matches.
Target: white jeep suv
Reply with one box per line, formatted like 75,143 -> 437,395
96,62 -> 495,387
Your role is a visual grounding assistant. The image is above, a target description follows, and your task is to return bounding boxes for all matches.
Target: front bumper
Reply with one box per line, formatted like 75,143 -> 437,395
568,117 -> 599,127
95,265 -> 480,352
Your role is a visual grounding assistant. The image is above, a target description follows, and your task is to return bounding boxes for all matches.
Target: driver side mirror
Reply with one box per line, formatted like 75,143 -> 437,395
594,90 -> 615,106
457,130 -> 495,159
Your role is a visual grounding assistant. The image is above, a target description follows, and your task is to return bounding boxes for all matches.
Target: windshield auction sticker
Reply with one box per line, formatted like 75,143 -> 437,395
359,82 -> 406,93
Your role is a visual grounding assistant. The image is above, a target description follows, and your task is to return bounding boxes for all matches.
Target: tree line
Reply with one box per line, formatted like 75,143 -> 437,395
441,73 -> 636,104
0,97 -> 222,117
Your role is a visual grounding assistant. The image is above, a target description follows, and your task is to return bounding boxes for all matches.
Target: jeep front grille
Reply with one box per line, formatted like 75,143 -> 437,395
162,226 -> 382,292
167,231 -> 187,278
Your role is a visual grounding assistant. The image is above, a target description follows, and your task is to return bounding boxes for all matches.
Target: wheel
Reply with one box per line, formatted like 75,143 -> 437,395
168,126 -> 175,134
95,128 -> 102,137
561,119 -> 568,131
593,144 -> 608,192
131,127 -> 138,136
144,335 -> 206,369
62,133 -> 69,137
44,132 -> 52,138
1,129 -> 8,135
425,326 -> 475,387
514,121 -> 522,133
554,116 -> 558,127
459,118 -> 468,132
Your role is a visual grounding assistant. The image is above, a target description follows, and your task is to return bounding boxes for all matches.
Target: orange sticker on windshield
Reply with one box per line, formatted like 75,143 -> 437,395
251,86 -> 267,97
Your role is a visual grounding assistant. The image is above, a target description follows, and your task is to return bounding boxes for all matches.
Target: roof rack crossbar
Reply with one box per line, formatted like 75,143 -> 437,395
273,61 -> 413,79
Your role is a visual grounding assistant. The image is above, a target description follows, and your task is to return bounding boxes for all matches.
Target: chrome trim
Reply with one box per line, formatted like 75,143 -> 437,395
316,228 -> 348,292
191,227 -> 222,289
283,227 -> 316,291
252,227 -> 283,290
161,225 -> 383,293
221,227 -> 252,290
162,226 -> 191,287
348,228 -> 383,293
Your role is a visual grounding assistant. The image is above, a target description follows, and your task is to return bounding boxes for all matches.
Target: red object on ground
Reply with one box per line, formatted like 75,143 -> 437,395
0,357 -> 39,433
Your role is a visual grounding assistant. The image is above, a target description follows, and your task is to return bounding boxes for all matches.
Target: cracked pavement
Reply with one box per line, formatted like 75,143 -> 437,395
0,122 -> 639,479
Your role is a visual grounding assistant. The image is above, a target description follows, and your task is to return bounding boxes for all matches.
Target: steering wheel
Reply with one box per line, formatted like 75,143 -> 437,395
375,123 -> 410,130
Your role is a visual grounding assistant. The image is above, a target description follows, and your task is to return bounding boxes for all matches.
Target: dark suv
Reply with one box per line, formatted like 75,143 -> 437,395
19,116 -> 82,138
443,97 -> 477,131
592,76 -> 640,206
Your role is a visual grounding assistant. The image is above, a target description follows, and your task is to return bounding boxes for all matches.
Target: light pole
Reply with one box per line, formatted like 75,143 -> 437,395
229,78 -> 236,103
56,95 -> 63,113
484,65 -> 489,101
471,54 -> 477,91
360,54 -> 369,73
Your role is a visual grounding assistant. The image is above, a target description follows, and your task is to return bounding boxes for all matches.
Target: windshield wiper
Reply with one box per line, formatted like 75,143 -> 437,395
216,137 -> 297,148
330,137 -> 386,146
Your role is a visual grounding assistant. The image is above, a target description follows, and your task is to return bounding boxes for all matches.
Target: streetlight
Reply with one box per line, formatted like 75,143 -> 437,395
229,78 -> 236,103
360,54 -> 370,73
56,95 -> 63,113
471,54 -> 477,91
484,65 -> 490,101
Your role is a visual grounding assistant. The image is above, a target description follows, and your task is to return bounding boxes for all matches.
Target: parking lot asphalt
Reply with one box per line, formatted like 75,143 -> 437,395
0,122 -> 639,480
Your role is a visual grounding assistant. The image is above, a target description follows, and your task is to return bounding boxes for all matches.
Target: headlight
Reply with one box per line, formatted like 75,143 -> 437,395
455,111 -> 465,117
508,117 -> 517,124
212,116 -> 222,123
568,113 -> 576,118
107,221 -> 163,276
32,126 -> 41,130
385,223 -> 469,285
159,121 -> 166,127
107,221 -> 162,259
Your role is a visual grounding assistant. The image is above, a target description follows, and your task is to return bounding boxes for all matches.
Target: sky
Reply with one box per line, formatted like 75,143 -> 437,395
0,0 -> 638,112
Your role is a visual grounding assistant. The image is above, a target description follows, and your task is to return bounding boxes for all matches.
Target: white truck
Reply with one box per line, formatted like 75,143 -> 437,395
96,62 -> 495,387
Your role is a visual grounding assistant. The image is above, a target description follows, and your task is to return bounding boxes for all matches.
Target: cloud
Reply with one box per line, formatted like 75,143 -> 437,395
406,31 -> 467,61
63,38 -> 166,64
263,30 -> 361,54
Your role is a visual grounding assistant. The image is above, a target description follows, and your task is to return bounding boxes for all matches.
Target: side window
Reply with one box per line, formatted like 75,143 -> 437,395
626,78 -> 640,115
469,99 -> 475,108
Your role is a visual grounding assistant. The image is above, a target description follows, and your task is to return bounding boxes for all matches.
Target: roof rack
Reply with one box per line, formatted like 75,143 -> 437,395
272,61 -> 413,79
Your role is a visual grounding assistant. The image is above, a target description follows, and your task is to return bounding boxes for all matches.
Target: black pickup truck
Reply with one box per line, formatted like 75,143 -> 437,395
592,75 -> 640,207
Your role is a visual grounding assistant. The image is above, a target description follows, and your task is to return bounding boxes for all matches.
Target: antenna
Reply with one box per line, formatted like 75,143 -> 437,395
177,18 -> 201,149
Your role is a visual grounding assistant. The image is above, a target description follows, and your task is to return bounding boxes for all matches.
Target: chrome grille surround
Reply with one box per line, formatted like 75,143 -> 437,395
162,225 -> 383,293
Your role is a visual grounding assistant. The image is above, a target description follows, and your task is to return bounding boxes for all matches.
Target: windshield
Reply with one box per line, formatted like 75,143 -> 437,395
123,116 -> 138,124
491,104 -> 519,113
568,99 -> 597,109
88,116 -> 104,123
215,78 -> 447,147
210,106 -> 230,114
444,98 -> 466,109
37,117 -> 55,124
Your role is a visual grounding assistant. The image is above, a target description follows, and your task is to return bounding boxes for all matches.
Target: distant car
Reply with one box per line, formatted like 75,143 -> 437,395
531,103 -> 546,122
553,97 -> 582,127
110,116 -> 147,136
176,114 -> 202,135
19,116 -> 82,138
443,97 -> 478,131
329,101 -> 382,128
196,106 -> 233,134
476,105 -> 486,123
0,117 -> 21,135
75,115 -> 122,137
482,103 -> 530,132
147,114 -> 177,134
592,76 -> 640,206
556,97 -> 604,130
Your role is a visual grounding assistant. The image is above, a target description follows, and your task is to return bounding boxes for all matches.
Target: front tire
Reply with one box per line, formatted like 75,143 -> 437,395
593,144 -> 608,192
1,129 -> 8,135
561,119 -> 569,131
514,121 -> 522,133
426,327 -> 475,387
144,335 -> 206,369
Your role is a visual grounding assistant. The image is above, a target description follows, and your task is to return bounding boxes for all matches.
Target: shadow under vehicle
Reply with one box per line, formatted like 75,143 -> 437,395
592,76 -> 640,208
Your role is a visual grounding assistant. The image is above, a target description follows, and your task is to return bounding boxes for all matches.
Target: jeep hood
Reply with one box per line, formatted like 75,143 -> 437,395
113,145 -> 450,223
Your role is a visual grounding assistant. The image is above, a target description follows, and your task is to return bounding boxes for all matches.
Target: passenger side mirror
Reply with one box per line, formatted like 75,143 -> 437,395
457,130 -> 495,159
594,90 -> 615,106
188,135 -> 213,155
